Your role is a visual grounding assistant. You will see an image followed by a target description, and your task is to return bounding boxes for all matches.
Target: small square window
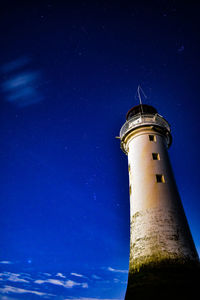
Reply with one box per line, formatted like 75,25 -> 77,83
156,174 -> 165,183
149,135 -> 156,142
152,153 -> 160,160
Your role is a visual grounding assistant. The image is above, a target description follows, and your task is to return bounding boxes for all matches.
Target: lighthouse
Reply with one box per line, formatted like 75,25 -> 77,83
119,103 -> 199,298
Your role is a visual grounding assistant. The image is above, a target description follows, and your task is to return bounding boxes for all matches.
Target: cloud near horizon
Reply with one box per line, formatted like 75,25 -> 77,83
64,298 -> 121,300
35,278 -> 88,289
0,285 -> 54,298
56,272 -> 66,278
0,272 -> 29,283
0,268 -> 127,298
107,267 -> 128,274
71,272 -> 87,278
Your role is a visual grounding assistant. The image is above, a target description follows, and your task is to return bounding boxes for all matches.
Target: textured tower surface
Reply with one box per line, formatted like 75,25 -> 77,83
120,104 -> 199,299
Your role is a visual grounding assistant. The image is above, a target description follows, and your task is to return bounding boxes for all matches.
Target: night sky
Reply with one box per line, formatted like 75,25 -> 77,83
0,1 -> 200,299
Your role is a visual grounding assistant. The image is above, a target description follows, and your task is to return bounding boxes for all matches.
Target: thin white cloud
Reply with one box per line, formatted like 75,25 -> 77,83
0,285 -> 53,297
71,272 -> 86,278
56,272 -> 66,278
64,297 -> 120,300
7,274 -> 29,283
0,272 -> 29,283
107,267 -> 128,274
45,279 -> 64,286
34,278 -> 88,289
65,280 -> 88,288
34,279 -> 46,284
0,261 -> 12,265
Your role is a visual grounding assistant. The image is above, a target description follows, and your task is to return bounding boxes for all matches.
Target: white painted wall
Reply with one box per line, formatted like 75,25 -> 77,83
125,127 -> 198,271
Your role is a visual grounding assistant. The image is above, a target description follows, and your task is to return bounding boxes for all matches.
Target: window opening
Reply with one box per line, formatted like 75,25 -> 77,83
152,153 -> 160,160
149,135 -> 156,142
156,174 -> 165,183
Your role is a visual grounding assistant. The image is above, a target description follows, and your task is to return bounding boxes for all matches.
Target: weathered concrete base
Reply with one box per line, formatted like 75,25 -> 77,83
129,207 -> 198,272
125,260 -> 200,300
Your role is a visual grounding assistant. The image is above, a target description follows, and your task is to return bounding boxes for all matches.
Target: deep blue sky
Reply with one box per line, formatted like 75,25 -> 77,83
0,1 -> 200,299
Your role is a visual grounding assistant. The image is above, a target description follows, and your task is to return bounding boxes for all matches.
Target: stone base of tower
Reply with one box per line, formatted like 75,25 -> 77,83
125,260 -> 200,300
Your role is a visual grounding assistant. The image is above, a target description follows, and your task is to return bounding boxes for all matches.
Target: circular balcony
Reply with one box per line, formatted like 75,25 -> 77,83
120,113 -> 171,147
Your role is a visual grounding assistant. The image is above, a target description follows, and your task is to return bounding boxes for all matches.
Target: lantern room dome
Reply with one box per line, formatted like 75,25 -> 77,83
126,104 -> 157,120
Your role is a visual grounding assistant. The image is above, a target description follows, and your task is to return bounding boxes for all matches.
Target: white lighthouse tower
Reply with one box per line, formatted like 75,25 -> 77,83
119,102 -> 199,298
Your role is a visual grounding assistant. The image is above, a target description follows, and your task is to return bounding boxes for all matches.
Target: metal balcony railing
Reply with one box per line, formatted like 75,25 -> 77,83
120,113 -> 171,140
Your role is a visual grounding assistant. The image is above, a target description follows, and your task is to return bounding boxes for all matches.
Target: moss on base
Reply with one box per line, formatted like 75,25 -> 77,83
129,252 -> 196,272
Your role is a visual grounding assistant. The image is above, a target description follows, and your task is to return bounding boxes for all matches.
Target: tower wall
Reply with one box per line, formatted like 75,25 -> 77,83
126,126 -> 198,272
120,105 -> 199,298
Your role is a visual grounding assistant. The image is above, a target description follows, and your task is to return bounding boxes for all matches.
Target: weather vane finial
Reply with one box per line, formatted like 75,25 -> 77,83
136,85 -> 147,114
137,85 -> 147,105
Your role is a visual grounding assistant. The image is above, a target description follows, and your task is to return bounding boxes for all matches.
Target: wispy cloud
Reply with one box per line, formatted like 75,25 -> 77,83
1,56 -> 31,73
0,261 -> 12,265
56,272 -> 66,278
43,273 -> 51,277
71,272 -> 86,278
1,56 -> 43,107
107,267 -> 128,274
0,272 -> 29,283
2,72 -> 39,91
35,278 -> 88,289
65,280 -> 88,289
64,298 -> 121,300
0,285 -> 53,298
